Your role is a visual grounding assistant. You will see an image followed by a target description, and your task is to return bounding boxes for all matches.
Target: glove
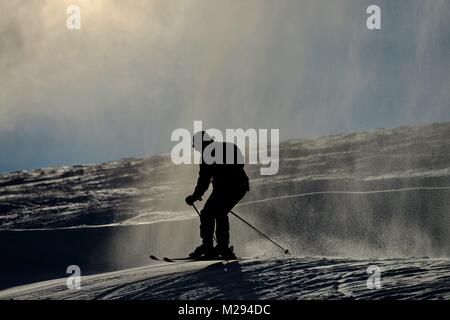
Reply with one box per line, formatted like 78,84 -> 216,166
185,195 -> 196,206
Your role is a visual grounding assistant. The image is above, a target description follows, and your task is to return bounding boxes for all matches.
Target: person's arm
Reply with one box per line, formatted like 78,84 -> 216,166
191,164 -> 212,200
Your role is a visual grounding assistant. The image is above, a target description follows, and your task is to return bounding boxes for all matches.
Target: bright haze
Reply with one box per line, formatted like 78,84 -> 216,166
0,0 -> 449,172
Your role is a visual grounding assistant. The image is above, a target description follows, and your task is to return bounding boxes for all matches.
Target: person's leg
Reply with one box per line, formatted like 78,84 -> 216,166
199,193 -> 218,248
189,194 -> 219,257
215,189 -> 247,249
215,212 -> 230,248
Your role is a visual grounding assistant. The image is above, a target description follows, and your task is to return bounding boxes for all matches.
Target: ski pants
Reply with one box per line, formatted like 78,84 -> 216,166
199,188 -> 247,248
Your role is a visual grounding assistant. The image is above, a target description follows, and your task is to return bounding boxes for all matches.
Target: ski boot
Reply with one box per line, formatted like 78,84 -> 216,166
188,243 -> 216,259
215,245 -> 237,260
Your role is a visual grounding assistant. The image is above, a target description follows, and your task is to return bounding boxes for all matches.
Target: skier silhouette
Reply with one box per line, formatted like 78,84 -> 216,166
185,131 -> 249,259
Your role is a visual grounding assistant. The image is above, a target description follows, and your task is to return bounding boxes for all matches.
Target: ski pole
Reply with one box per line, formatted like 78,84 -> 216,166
192,203 -> 201,217
192,202 -> 289,255
229,209 -> 290,255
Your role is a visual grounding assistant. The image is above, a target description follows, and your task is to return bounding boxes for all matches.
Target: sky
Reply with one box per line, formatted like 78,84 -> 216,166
0,0 -> 449,172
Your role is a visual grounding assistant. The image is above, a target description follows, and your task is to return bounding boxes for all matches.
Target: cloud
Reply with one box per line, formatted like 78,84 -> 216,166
0,0 -> 449,172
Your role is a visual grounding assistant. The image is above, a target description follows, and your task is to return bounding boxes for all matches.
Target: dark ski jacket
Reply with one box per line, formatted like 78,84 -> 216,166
192,141 -> 250,199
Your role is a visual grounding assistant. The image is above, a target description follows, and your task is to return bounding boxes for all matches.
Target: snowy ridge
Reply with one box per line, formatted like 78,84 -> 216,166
1,122 -> 449,230
1,257 -> 450,300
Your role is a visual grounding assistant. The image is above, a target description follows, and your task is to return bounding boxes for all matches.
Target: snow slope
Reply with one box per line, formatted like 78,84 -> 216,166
1,122 -> 450,297
1,257 -> 450,300
1,122 -> 449,230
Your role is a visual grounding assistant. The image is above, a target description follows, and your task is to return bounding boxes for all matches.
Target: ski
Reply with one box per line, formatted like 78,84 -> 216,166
163,256 -> 241,263
149,255 -> 192,262
163,257 -> 192,263
149,255 -> 199,262
150,254 -> 243,263
149,255 -> 162,261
